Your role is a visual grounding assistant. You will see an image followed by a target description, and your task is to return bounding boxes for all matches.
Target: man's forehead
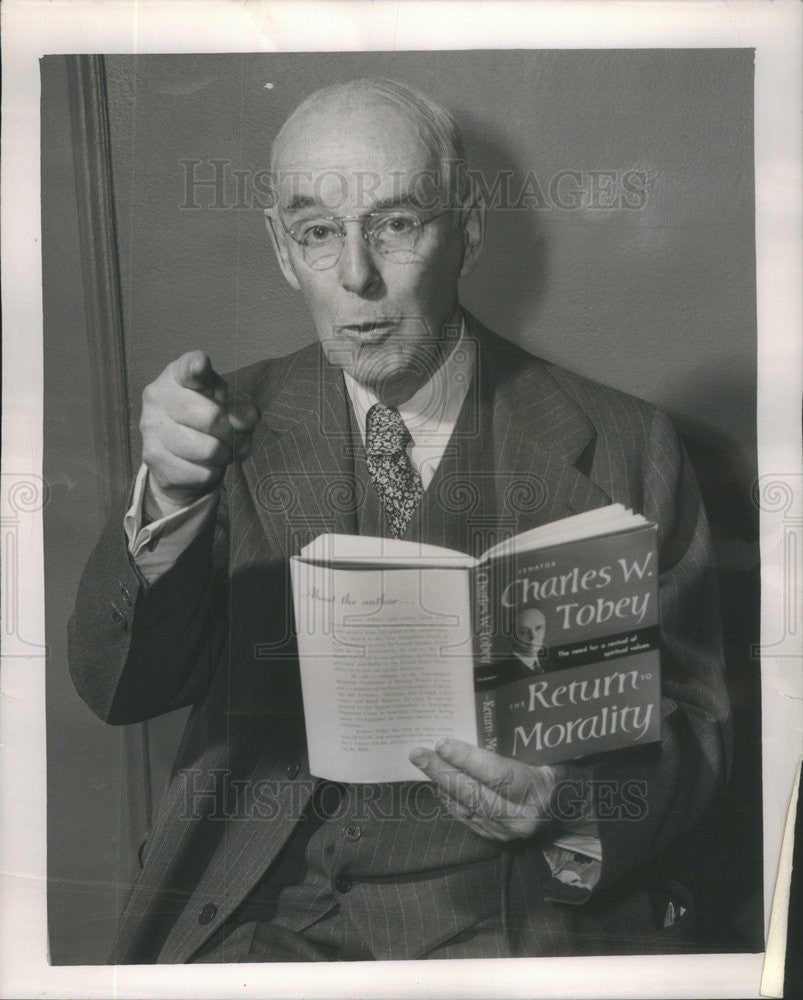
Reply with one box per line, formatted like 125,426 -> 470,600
276,171 -> 441,216
521,609 -> 546,624
273,98 -> 441,213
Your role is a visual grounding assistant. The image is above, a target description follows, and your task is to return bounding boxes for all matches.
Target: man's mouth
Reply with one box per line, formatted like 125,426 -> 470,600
338,321 -> 398,343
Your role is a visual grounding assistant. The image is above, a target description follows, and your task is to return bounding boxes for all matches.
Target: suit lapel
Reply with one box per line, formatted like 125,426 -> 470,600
243,343 -> 360,557
466,314 -> 611,531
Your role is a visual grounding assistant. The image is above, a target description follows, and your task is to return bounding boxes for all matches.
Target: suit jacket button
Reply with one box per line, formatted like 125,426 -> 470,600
198,903 -> 217,925
111,607 -> 127,629
119,582 -> 133,607
333,875 -> 352,894
285,760 -> 300,780
343,823 -> 361,841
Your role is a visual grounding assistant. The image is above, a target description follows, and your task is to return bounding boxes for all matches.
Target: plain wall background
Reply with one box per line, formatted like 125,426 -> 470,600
104,50 -> 756,454
44,50 -> 760,964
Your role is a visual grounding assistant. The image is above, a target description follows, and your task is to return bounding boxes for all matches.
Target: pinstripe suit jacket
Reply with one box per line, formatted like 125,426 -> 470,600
69,314 -> 731,963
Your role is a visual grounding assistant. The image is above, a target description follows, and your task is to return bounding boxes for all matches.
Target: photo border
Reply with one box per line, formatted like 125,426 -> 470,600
2,2 -> 801,998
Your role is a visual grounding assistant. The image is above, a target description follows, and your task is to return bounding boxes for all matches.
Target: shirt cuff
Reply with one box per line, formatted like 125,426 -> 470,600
124,464 -> 220,585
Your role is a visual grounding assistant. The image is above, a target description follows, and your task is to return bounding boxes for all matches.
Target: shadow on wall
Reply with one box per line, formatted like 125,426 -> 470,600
460,114 -> 549,329
666,404 -> 763,953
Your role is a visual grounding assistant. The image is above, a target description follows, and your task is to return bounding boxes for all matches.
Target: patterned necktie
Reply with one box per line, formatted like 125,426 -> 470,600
365,403 -> 423,538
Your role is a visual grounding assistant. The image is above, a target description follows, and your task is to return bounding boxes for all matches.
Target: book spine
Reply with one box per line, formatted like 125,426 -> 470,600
476,689 -> 499,753
472,565 -> 494,671
471,567 -> 498,751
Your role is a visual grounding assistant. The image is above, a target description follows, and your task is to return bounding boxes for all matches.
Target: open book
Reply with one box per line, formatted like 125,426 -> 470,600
290,504 -> 661,782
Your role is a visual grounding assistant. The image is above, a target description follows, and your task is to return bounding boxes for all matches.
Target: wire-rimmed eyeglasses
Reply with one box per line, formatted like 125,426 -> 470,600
279,209 -> 452,270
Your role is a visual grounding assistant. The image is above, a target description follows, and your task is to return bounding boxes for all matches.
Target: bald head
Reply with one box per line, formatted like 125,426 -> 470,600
271,78 -> 469,209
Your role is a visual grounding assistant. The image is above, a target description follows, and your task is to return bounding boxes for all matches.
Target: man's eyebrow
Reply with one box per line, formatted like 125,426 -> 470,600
282,194 -> 319,215
370,193 -> 431,212
282,192 -> 434,216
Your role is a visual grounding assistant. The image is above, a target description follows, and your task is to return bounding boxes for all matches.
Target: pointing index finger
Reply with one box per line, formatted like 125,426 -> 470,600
174,351 -> 226,402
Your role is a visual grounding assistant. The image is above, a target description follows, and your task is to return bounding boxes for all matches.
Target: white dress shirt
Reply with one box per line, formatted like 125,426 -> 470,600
343,329 -> 474,490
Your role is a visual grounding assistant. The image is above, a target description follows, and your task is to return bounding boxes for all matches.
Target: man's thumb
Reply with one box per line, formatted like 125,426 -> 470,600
228,395 -> 261,432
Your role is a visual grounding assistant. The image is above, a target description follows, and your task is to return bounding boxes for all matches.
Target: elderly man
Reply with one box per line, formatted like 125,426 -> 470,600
69,78 -> 731,963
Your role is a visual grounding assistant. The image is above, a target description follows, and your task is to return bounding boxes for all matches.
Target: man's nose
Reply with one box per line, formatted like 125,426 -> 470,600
336,226 -> 382,295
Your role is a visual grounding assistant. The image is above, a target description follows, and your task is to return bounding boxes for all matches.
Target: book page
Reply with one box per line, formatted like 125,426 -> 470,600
480,503 -> 646,562
299,532 -> 475,568
291,560 -> 477,782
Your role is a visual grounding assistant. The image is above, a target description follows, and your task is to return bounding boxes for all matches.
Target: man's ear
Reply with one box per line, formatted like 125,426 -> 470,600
265,210 -> 302,291
459,197 -> 485,278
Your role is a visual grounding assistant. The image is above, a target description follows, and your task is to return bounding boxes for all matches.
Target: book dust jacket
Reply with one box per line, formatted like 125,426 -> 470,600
473,525 -> 661,765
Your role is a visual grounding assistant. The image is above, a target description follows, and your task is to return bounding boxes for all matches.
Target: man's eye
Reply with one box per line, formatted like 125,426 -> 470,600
300,222 -> 338,245
376,214 -> 417,236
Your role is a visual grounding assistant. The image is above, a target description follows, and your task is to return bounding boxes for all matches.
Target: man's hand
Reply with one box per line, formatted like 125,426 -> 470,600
410,739 -> 565,841
140,350 -> 260,517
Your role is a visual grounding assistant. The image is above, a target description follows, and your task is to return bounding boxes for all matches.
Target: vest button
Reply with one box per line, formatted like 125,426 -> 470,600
198,902 -> 217,925
334,875 -> 352,893
343,823 -> 362,841
285,759 -> 300,780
